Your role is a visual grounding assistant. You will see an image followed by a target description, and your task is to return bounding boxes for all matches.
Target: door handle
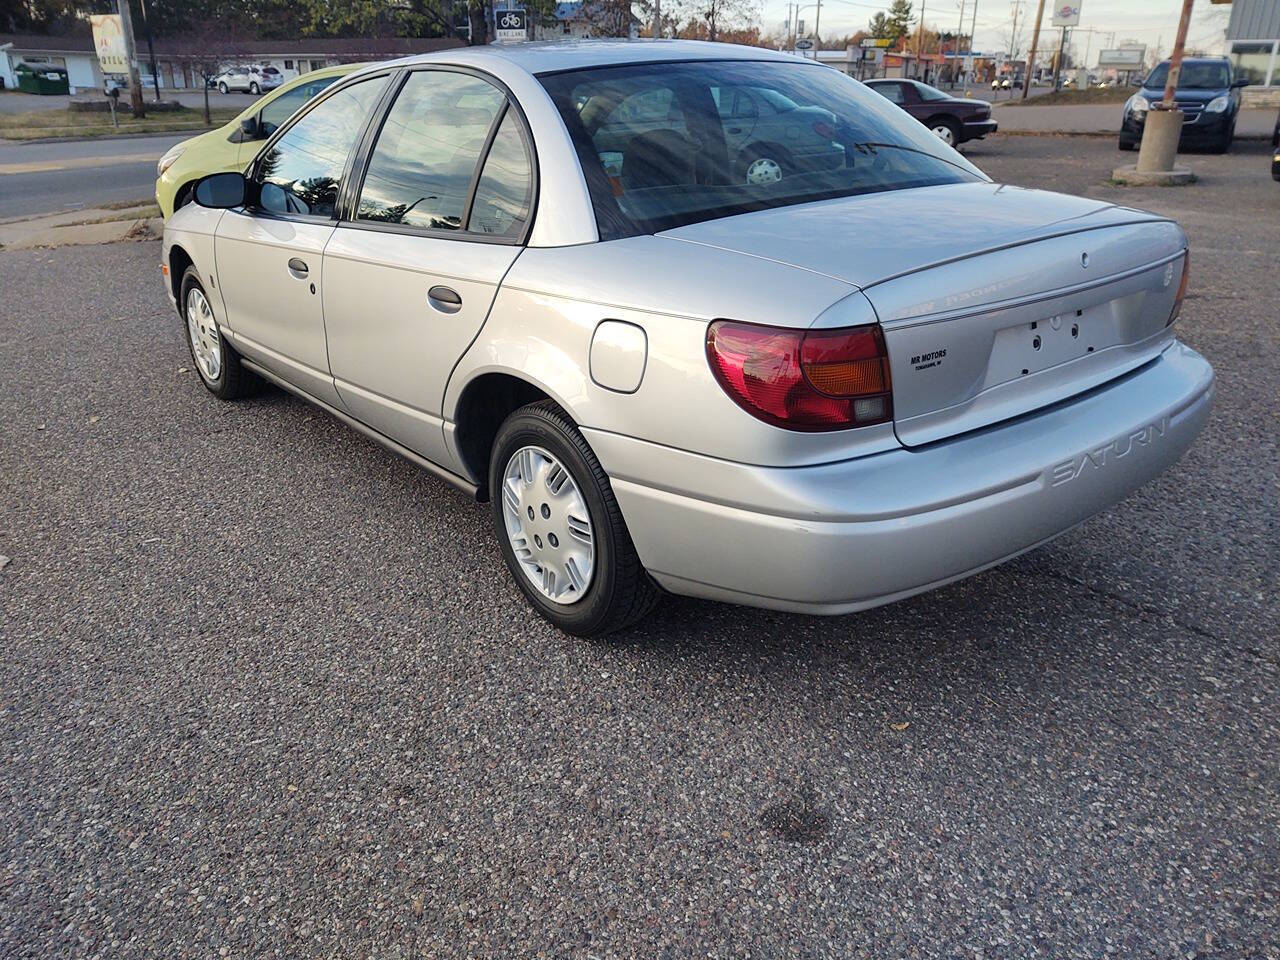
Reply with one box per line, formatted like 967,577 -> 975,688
287,258 -> 309,279
728,126 -> 743,134
427,285 -> 462,314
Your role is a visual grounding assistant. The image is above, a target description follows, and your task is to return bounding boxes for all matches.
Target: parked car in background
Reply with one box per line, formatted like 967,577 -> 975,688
210,64 -> 284,95
163,42 -> 1211,636
865,78 -> 997,146
1119,57 -> 1244,153
1272,108 -> 1279,147
156,64 -> 358,218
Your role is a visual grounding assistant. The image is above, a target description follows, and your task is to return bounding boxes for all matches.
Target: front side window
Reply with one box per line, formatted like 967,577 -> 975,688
355,71 -> 511,232
256,76 -> 386,218
541,60 -> 984,238
259,77 -> 341,137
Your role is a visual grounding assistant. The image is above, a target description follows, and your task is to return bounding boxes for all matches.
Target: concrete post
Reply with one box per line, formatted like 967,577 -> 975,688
1136,108 -> 1182,173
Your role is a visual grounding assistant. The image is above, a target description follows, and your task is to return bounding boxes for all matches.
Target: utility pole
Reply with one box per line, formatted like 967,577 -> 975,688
966,0 -> 978,93
1051,24 -> 1067,89
955,0 -> 966,88
1160,0 -> 1195,106
115,0 -> 145,119
1008,0 -> 1023,58
652,0 -> 660,38
915,0 -> 927,81
813,0 -> 822,53
138,0 -> 161,102
1021,0 -> 1046,99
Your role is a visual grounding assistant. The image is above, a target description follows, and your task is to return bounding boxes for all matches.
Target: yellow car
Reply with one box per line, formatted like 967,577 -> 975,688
155,64 -> 361,219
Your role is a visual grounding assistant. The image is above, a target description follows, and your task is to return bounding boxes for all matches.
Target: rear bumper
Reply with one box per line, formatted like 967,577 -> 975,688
588,341 -> 1213,615
961,118 -> 998,141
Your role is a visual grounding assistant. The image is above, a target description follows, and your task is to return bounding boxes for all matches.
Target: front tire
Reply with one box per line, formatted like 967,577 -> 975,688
1118,138 -> 1136,152
489,401 -> 657,637
218,82 -> 228,94
928,117 -> 961,148
179,266 -> 257,400
249,82 -> 260,95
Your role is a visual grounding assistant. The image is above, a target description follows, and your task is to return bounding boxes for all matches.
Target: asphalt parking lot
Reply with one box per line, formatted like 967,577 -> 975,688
2,135 -> 1277,958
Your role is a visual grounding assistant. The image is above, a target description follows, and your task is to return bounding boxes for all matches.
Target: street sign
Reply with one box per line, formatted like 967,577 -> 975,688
1051,3 -> 1081,26
794,38 -> 815,51
861,38 -> 891,48
494,8 -> 528,43
1097,47 -> 1144,68
90,14 -> 129,74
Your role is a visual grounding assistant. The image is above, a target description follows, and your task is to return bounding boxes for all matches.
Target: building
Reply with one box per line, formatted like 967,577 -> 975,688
0,34 -> 459,93
1226,0 -> 1280,87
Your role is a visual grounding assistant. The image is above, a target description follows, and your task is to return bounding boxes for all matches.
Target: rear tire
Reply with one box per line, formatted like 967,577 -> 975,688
738,145 -> 791,185
489,401 -> 657,637
179,266 -> 257,401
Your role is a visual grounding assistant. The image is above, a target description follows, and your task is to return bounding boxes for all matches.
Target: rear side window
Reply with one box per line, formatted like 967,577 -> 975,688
255,76 -> 386,218
468,111 -> 533,237
355,69 -> 533,239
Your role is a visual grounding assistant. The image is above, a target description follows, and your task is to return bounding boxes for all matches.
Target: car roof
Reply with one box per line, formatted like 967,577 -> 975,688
359,39 -> 800,78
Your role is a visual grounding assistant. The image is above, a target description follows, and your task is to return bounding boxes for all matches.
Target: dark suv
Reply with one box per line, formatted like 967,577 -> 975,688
863,79 -> 997,148
1119,57 -> 1245,153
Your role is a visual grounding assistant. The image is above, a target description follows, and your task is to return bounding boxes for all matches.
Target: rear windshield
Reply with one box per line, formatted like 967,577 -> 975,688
540,59 -> 984,238
1145,62 -> 1229,90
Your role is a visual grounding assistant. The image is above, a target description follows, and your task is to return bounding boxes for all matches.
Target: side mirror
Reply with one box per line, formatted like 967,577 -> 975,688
1231,79 -> 1249,89
240,115 -> 260,139
193,172 -> 248,209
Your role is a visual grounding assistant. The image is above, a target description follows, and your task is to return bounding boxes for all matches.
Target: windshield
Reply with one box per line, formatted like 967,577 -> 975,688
1145,62 -> 1230,90
914,81 -> 952,101
540,60 -> 985,238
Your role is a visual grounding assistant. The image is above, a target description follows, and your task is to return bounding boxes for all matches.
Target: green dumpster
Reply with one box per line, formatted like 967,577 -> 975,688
14,63 -> 71,95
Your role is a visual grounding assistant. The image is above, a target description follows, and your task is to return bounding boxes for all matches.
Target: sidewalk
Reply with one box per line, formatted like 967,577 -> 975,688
0,204 -> 160,250
993,102 -> 1277,137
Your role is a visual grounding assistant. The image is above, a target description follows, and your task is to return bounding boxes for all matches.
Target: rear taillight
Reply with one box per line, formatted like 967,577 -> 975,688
706,320 -> 892,431
1168,250 -> 1190,326
812,120 -> 836,140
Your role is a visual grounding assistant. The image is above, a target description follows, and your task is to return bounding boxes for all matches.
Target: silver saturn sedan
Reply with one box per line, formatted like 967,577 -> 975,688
161,40 -> 1214,636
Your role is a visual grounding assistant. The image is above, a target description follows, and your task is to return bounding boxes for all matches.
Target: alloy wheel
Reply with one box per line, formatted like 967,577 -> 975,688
744,157 -> 783,185
501,445 -> 595,605
186,287 -> 222,382
930,124 -> 956,147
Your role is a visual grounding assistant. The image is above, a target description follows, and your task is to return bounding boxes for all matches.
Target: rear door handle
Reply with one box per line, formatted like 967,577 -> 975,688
287,258 -> 309,279
427,285 -> 462,313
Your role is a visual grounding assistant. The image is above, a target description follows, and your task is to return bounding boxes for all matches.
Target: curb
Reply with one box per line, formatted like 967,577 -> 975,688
4,129 -> 214,146
992,129 -> 1271,141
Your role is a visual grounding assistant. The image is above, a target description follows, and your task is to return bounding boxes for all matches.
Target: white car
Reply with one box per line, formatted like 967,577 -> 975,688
163,41 -> 1212,636
211,65 -> 283,95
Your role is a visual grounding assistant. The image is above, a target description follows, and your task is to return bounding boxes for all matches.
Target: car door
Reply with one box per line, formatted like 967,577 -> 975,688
321,68 -> 534,466
214,73 -> 389,407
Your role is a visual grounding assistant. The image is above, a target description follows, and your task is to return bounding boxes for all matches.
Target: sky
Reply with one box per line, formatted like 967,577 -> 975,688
758,0 -> 1234,63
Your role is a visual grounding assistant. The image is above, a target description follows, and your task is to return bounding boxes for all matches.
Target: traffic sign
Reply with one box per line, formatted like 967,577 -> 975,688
495,8 -> 528,42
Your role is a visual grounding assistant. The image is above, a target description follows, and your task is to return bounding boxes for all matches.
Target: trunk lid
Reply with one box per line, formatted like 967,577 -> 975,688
663,182 -> 1186,446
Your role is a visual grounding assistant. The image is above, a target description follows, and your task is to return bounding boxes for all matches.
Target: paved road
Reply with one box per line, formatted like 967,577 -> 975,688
1,137 -> 1277,958
993,102 -> 1279,136
0,133 -> 186,219
0,89 -> 261,114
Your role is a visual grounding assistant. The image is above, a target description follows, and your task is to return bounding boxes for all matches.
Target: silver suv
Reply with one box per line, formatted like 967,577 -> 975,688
211,64 -> 282,95
163,42 -> 1213,636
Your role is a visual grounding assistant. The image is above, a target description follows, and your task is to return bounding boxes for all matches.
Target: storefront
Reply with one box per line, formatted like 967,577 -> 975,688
1227,0 -> 1280,86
